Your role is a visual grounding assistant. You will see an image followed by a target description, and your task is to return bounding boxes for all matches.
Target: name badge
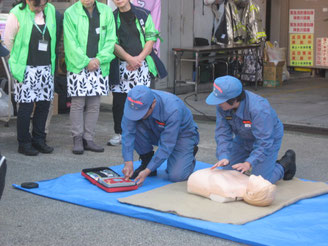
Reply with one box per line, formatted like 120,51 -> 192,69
96,27 -> 100,35
225,116 -> 232,120
38,40 -> 48,52
243,120 -> 252,128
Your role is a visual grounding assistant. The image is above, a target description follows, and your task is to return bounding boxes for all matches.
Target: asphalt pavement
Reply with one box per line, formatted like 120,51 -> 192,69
0,108 -> 328,246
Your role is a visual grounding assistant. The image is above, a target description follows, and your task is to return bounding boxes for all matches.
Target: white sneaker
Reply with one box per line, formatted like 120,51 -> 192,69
107,134 -> 122,146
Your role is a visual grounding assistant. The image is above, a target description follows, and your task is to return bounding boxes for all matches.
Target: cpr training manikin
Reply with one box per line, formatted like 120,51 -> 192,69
187,168 -> 277,207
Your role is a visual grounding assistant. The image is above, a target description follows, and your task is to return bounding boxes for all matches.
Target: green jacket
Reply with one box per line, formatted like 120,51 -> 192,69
9,3 -> 57,82
63,1 -> 116,76
116,10 -> 159,77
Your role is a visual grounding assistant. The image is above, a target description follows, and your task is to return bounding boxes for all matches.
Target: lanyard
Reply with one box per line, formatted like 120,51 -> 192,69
31,15 -> 47,40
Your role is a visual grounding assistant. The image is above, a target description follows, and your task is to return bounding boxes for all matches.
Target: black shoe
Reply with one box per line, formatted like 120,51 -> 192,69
18,144 -> 39,156
131,151 -> 156,179
278,149 -> 296,180
32,142 -> 54,154
193,145 -> 199,156
131,166 -> 157,179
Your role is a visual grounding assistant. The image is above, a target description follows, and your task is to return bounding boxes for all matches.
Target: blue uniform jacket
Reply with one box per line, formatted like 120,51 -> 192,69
122,90 -> 198,171
215,90 -> 284,168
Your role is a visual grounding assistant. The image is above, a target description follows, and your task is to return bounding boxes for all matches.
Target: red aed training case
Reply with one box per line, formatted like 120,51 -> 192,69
81,167 -> 138,192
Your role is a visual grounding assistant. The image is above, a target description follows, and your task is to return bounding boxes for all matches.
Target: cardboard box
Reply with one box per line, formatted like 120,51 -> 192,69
263,61 -> 285,87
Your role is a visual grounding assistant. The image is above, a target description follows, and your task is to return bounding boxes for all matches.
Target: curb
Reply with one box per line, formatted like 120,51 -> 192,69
283,123 -> 328,136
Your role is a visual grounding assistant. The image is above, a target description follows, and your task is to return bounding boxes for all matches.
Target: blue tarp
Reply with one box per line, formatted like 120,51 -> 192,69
13,161 -> 328,246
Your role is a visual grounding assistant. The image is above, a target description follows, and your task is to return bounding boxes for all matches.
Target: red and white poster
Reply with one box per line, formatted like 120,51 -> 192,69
133,0 -> 161,56
316,38 -> 328,67
289,9 -> 314,33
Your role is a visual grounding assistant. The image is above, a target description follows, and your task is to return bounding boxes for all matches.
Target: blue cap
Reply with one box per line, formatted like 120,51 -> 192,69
206,75 -> 242,105
124,85 -> 155,121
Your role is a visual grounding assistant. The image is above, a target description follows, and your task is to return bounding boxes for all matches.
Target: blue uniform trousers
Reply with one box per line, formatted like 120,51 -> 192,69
222,138 -> 284,184
134,121 -> 199,182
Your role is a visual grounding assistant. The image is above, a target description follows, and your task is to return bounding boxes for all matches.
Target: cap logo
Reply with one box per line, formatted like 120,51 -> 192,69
128,97 -> 143,105
128,96 -> 144,110
214,83 -> 223,93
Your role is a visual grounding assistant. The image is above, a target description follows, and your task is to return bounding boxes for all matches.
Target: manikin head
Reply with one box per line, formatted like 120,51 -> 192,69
243,175 -> 277,207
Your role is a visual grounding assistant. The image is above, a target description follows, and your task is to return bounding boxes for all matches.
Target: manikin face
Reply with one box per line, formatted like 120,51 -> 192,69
80,0 -> 95,9
27,0 -> 47,14
112,0 -> 131,11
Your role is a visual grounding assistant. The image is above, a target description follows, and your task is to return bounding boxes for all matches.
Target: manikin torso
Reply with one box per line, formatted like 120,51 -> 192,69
187,168 -> 276,206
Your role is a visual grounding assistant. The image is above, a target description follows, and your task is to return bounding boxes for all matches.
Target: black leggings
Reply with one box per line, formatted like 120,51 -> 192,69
17,101 -> 50,145
112,92 -> 127,134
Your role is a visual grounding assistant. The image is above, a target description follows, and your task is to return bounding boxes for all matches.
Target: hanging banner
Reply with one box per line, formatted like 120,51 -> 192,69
316,38 -> 328,67
132,0 -> 161,56
289,9 -> 314,34
289,34 -> 313,66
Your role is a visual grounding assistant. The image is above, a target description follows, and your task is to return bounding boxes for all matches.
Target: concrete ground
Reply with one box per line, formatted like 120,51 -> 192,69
0,108 -> 328,246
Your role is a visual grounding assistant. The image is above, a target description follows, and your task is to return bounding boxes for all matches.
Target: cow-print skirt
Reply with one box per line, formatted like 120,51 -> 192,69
110,60 -> 151,93
67,68 -> 109,97
14,65 -> 54,103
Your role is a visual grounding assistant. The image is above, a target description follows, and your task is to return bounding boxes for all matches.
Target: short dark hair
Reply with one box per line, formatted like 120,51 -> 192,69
226,90 -> 245,105
13,0 -> 27,9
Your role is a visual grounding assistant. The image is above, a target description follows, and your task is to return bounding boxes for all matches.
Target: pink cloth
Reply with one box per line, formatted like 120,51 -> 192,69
4,11 -> 45,51
4,13 -> 19,51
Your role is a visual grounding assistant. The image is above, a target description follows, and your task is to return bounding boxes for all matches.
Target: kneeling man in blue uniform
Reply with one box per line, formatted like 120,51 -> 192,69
121,85 -> 199,185
206,76 -> 296,184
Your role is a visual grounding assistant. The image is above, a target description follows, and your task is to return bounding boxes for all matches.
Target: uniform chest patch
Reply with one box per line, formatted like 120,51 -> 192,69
243,120 -> 252,128
155,120 -> 165,127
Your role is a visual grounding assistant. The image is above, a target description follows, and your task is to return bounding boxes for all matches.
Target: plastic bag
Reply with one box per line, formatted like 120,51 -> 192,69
265,41 -> 290,81
0,88 -> 13,117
